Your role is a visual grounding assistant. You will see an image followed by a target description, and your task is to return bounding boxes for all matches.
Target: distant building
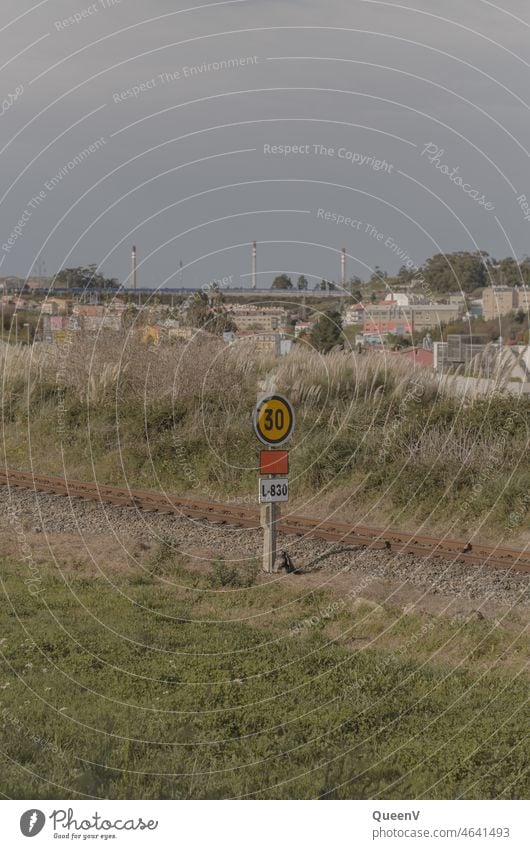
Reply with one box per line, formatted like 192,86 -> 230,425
446,334 -> 490,365
392,347 -> 434,368
72,303 -> 126,332
363,302 -> 462,336
440,344 -> 530,394
469,299 -> 483,318
234,330 -> 294,356
40,314 -> 76,344
235,331 -> 280,355
384,292 -> 426,306
142,322 -> 195,345
433,341 -> 448,372
294,321 -> 312,337
231,306 -> 287,332
25,277 -> 53,291
0,277 -> 26,294
482,286 -> 517,320
280,337 -> 294,356
516,287 -> 530,312
343,304 -> 365,325
411,304 -> 462,330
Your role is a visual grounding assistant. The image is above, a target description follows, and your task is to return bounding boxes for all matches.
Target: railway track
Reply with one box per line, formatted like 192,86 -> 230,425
1,467 -> 529,574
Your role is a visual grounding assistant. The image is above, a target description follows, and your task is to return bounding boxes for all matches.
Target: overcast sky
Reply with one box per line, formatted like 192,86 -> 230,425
1,0 -> 530,290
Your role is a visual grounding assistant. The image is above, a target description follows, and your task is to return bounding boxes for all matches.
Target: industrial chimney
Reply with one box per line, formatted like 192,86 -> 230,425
341,248 -> 346,289
130,245 -> 138,291
252,241 -> 257,290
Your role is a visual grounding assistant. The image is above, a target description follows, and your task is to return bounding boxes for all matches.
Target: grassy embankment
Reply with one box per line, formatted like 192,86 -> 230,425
0,337 -> 529,539
0,549 -> 528,800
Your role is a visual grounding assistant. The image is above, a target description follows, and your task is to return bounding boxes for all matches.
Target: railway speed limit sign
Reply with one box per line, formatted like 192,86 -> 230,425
253,394 -> 295,446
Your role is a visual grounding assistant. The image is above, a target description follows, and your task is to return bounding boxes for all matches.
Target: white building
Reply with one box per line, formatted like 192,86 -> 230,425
384,292 -> 427,306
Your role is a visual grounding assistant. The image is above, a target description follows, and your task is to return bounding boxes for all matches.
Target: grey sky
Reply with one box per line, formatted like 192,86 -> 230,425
1,0 -> 530,289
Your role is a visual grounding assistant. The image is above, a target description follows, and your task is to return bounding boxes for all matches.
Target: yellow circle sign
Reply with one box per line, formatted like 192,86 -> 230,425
254,394 -> 295,446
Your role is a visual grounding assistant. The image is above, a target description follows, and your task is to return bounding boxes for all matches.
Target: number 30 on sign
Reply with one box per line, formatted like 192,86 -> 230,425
253,394 -> 295,446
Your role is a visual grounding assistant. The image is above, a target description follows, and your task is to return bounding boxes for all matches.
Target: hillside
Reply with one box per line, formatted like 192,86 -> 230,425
1,336 -> 529,541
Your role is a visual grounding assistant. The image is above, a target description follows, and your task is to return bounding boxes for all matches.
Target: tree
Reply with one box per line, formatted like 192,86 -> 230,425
207,310 -> 237,335
122,304 -> 140,328
519,257 -> 530,285
370,266 -> 387,283
309,310 -> 343,352
297,275 -> 309,290
271,274 -> 292,290
349,276 -> 363,299
397,265 -> 415,282
206,282 -> 224,307
421,251 -> 490,295
186,291 -> 236,335
54,265 -> 118,289
1,304 -> 15,331
186,291 -> 210,328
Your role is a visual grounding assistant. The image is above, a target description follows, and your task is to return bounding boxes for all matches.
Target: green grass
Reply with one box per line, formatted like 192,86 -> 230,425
0,557 -> 527,800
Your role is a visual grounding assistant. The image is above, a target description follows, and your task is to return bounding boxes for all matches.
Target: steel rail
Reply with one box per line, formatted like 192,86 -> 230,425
0,467 -> 529,574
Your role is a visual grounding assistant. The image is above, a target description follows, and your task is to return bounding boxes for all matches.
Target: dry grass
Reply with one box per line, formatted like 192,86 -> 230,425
276,348 -> 440,405
1,333 -> 528,535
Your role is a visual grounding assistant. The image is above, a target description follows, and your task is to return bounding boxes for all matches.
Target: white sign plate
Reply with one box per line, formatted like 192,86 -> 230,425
259,478 -> 289,503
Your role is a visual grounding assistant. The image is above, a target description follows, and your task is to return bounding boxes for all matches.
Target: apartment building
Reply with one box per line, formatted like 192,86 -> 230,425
363,302 -> 461,335
516,287 -> 530,312
230,306 -> 287,332
482,286 -> 517,320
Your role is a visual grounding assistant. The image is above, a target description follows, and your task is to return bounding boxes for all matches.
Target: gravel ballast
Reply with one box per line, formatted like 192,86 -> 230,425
0,486 -> 528,608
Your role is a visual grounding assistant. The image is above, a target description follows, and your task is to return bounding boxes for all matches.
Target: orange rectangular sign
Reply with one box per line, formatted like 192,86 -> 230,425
259,450 -> 289,475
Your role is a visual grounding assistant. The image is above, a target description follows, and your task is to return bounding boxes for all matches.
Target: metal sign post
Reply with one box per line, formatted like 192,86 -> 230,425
253,395 -> 295,573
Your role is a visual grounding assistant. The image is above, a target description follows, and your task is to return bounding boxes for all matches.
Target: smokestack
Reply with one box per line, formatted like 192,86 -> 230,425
131,245 -> 137,290
252,241 -> 257,290
341,248 -> 346,289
